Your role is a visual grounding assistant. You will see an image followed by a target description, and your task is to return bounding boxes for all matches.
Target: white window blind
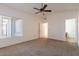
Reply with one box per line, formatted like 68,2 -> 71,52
0,15 -> 23,39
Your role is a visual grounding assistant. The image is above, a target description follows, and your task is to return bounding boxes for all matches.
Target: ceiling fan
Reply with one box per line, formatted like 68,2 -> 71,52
33,3 -> 52,14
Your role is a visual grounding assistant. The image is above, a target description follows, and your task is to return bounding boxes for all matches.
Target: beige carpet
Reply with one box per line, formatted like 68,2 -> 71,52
0,38 -> 78,56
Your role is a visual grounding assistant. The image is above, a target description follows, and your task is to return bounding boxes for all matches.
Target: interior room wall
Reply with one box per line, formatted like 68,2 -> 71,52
0,4 -> 41,48
48,10 -> 78,41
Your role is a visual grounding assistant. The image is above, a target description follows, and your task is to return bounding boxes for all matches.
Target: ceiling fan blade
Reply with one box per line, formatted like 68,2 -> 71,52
41,4 -> 47,11
34,8 -> 40,10
35,12 -> 41,14
44,10 -> 52,12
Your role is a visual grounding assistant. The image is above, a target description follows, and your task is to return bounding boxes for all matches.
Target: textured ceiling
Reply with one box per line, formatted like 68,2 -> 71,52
1,3 -> 79,17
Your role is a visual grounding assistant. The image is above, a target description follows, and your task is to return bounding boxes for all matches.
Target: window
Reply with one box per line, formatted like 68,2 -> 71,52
2,16 -> 11,38
0,15 -> 23,39
65,18 -> 77,43
15,19 -> 23,36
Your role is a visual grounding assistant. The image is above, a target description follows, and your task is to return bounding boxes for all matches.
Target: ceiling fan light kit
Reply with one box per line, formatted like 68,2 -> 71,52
34,3 -> 52,21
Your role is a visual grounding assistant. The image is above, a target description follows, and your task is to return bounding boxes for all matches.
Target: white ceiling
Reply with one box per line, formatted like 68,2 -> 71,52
1,3 -> 79,16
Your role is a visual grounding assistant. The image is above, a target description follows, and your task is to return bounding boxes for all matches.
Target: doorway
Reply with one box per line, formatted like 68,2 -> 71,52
39,22 -> 48,38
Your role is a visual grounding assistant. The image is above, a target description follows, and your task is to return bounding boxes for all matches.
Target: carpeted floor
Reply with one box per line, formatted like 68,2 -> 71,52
0,38 -> 78,56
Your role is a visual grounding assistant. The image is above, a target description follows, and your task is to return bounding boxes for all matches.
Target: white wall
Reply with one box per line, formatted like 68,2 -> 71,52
48,11 -> 78,41
0,4 -> 41,48
77,10 -> 79,45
